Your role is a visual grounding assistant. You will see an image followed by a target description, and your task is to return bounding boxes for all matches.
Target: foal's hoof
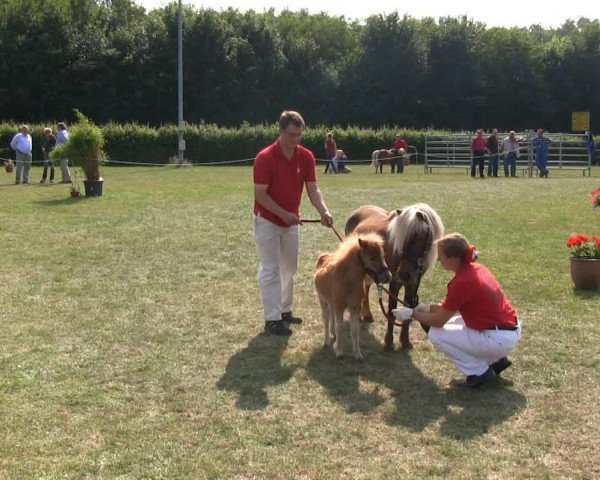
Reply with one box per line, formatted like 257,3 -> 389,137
360,316 -> 374,323
355,355 -> 364,363
336,353 -> 345,360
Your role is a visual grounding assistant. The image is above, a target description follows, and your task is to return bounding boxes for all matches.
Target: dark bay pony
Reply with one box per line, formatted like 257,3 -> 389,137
371,149 -> 405,174
344,204 -> 444,350
315,233 -> 392,361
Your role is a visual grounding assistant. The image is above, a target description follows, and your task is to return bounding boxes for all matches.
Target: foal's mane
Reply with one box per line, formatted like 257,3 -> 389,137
386,203 -> 444,271
329,232 -> 385,264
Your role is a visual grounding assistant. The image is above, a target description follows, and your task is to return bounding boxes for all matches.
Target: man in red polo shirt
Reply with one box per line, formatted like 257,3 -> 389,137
391,134 -> 408,173
254,111 -> 333,335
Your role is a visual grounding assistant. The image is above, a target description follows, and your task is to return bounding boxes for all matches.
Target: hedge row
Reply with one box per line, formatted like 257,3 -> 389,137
0,122 -> 452,165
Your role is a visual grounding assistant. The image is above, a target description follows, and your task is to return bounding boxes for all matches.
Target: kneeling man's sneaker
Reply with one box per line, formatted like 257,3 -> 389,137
490,357 -> 512,375
282,312 -> 302,324
463,367 -> 496,388
264,320 -> 292,336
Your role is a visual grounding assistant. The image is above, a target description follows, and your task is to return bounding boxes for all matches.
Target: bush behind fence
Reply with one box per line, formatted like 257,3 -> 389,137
1,122 -> 452,165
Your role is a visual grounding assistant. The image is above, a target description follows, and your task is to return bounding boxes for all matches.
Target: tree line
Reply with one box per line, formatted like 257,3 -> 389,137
1,0 -> 599,132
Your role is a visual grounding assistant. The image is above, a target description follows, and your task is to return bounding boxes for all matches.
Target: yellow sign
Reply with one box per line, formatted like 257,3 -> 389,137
572,111 -> 590,132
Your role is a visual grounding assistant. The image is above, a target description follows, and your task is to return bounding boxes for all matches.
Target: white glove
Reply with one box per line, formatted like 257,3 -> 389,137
414,303 -> 430,313
392,307 -> 414,321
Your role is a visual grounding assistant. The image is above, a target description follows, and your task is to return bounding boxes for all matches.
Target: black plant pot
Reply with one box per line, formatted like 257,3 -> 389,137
83,178 -> 104,197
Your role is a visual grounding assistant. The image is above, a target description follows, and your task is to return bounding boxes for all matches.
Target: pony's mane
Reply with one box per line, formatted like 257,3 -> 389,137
387,203 -> 444,271
330,232 -> 385,264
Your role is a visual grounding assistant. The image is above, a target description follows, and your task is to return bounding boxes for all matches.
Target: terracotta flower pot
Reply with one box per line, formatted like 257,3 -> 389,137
570,257 -> 600,290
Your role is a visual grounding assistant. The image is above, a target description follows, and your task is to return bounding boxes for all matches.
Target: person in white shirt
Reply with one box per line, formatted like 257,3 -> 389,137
56,122 -> 72,183
10,125 -> 33,184
501,131 -> 520,177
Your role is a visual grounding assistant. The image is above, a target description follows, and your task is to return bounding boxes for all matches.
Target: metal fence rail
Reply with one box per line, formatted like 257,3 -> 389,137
424,132 -> 592,176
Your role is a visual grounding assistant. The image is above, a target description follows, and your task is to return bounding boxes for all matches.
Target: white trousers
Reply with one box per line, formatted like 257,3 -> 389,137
254,215 -> 299,322
428,315 -> 521,376
60,158 -> 72,182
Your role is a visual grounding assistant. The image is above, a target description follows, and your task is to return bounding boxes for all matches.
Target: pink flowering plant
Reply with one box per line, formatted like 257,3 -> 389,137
567,234 -> 600,259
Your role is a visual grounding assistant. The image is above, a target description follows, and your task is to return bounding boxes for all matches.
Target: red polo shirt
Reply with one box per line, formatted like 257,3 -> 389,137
254,140 -> 317,227
442,263 -> 518,330
393,138 -> 408,151
471,136 -> 487,152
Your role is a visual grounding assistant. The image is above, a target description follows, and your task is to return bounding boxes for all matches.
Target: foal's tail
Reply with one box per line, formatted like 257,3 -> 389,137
371,150 -> 380,168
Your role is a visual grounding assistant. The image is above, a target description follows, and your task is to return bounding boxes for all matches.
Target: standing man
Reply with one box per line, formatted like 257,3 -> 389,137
486,129 -> 499,177
323,132 -> 337,173
470,129 -> 487,178
56,122 -> 72,183
501,131 -> 520,177
391,134 -> 408,173
10,125 -> 32,184
40,127 -> 56,183
533,128 -> 552,178
254,111 -> 333,335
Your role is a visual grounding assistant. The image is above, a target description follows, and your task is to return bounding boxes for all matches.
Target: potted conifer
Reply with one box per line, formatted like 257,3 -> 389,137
51,111 -> 106,197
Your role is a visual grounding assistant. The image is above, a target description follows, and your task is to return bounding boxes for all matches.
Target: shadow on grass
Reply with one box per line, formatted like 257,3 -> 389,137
305,323 -> 526,440
33,197 -> 94,206
573,288 -> 600,299
217,333 -> 296,411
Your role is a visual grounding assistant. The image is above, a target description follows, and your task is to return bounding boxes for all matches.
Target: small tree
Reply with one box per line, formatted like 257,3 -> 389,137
51,110 -> 106,181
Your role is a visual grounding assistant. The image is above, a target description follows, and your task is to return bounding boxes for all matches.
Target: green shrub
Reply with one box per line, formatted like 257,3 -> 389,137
50,111 -> 106,180
2,120 -> 456,165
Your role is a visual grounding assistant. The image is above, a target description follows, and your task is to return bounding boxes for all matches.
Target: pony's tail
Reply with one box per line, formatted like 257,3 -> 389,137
371,150 -> 378,167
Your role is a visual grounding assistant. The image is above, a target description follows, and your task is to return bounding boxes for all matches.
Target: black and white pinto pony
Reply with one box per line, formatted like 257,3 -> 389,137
345,203 -> 445,350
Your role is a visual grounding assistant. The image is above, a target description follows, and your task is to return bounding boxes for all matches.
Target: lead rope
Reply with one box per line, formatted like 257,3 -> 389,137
300,219 -> 344,242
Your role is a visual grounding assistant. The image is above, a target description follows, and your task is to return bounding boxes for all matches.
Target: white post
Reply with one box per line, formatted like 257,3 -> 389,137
177,0 -> 185,165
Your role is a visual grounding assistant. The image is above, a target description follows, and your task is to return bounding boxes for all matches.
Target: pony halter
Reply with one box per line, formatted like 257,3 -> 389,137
358,251 -> 389,285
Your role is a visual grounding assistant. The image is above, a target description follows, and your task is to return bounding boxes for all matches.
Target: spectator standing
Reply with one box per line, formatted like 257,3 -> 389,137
392,134 -> 408,155
56,122 -> 72,183
501,131 -> 520,177
533,128 -> 552,178
471,129 -> 487,178
323,132 -> 337,173
254,111 -> 333,335
40,127 -> 56,183
391,134 -> 408,173
486,129 -> 500,177
585,131 -> 596,165
393,233 -> 521,388
10,125 -> 33,184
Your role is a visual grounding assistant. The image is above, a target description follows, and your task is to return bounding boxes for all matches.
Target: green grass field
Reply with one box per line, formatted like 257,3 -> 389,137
1,164 -> 599,479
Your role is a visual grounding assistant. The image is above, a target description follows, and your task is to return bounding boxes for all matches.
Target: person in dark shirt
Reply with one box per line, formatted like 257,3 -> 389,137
486,129 -> 500,177
40,127 -> 56,183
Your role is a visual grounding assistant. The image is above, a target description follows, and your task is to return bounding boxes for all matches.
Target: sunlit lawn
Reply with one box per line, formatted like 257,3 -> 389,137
0,164 -> 599,479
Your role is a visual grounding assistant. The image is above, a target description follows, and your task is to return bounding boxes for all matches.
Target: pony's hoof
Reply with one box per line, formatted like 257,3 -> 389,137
400,341 -> 414,350
382,342 -> 395,352
355,355 -> 364,363
336,353 -> 345,360
360,316 -> 374,323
